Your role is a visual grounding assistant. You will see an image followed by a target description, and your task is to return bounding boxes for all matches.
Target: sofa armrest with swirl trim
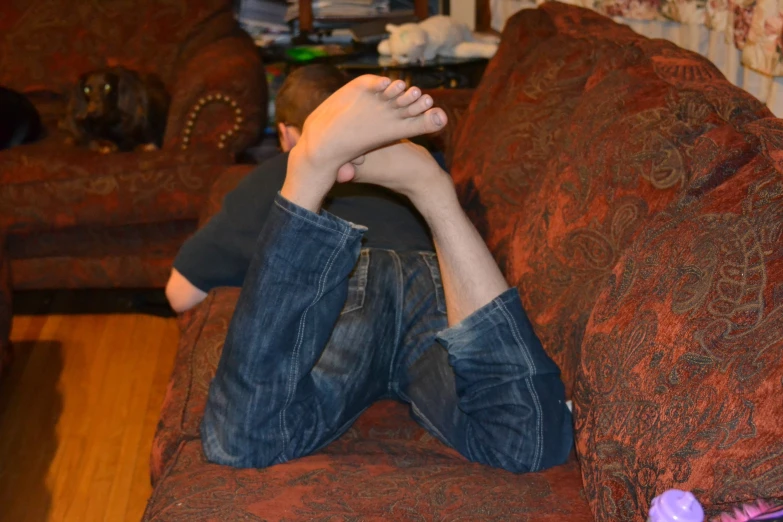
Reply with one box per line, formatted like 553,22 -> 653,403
164,35 -> 268,157
198,164 -> 256,227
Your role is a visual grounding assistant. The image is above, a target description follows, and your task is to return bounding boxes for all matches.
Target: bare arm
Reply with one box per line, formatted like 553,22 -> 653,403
409,177 -> 509,326
165,268 -> 208,313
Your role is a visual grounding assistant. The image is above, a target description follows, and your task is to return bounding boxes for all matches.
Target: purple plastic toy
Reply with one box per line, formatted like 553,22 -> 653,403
649,490 -> 705,522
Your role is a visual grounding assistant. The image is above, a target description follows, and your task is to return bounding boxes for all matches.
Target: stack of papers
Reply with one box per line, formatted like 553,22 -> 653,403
236,0 -> 290,36
286,0 -> 391,22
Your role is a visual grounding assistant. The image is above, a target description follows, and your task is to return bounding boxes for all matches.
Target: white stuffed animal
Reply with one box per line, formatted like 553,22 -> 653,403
377,15 -> 499,64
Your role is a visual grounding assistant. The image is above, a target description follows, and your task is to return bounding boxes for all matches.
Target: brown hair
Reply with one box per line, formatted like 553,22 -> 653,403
275,64 -> 348,130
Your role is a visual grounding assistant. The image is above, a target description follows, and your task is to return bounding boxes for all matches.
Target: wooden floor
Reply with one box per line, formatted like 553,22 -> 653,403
0,314 -> 179,522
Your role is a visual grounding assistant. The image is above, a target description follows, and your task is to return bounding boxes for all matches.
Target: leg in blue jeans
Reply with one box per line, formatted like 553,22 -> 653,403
202,194 -> 573,473
201,73 -> 573,472
393,251 -> 573,473
202,195 -> 392,468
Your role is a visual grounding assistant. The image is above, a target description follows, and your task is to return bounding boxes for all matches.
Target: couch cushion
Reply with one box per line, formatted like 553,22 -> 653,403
451,5 -> 769,398
575,118 -> 783,521
151,288 -> 241,481
145,404 -> 591,521
0,137 -> 232,233
150,288 -> 592,520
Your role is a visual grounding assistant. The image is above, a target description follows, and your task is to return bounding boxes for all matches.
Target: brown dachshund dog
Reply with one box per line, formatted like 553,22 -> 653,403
62,67 -> 170,153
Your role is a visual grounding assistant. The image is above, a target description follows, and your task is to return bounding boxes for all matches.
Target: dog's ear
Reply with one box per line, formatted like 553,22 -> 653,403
115,68 -> 148,125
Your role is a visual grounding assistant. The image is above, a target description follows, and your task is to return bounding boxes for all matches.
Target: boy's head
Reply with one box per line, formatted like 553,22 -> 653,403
275,64 -> 348,152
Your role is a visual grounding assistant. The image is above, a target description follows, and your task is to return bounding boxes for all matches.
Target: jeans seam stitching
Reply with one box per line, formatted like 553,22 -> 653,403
498,299 -> 544,471
279,226 -> 351,459
420,252 -> 447,314
340,249 -> 369,315
387,250 -> 404,393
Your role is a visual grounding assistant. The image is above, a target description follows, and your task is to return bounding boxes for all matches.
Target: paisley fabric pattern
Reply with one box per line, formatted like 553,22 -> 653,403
0,0 -> 266,290
144,438 -> 591,521
575,118 -> 783,520
1,145 -> 231,232
452,2 -> 771,398
147,291 -> 592,521
8,220 -> 197,289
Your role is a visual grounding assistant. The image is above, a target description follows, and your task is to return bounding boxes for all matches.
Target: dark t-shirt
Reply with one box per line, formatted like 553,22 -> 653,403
174,152 -> 435,292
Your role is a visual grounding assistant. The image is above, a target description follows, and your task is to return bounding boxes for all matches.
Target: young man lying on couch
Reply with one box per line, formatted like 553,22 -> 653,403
166,65 -> 573,474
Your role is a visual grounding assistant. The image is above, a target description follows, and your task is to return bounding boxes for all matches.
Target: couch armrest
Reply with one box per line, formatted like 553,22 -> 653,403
421,88 -> 475,165
164,35 -> 268,157
198,164 -> 257,227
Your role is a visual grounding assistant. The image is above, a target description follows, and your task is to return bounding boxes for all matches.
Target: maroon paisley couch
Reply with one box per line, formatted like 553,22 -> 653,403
144,4 -> 783,521
0,0 -> 266,377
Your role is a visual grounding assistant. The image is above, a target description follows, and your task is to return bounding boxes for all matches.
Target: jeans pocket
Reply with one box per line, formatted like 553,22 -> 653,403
341,249 -> 370,315
420,252 -> 447,315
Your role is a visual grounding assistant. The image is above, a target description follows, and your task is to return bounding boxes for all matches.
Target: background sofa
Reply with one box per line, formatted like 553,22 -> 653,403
144,3 -> 782,520
0,0 -> 268,374
0,0 -> 267,292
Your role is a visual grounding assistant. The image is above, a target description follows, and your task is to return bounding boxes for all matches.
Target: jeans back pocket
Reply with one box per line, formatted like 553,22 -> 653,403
420,252 -> 447,315
341,249 -> 370,315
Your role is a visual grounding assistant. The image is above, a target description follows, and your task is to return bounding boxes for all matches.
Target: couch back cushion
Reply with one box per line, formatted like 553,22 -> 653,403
451,3 -> 770,397
0,0 -> 236,93
575,117 -> 783,520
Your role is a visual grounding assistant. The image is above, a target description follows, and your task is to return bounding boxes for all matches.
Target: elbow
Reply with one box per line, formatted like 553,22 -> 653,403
165,271 -> 207,313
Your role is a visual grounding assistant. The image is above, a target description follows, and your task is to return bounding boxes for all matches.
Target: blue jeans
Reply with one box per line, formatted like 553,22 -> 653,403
201,194 -> 573,473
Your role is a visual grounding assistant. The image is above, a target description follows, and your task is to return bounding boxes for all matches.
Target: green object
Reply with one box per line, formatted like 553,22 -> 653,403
286,46 -> 329,63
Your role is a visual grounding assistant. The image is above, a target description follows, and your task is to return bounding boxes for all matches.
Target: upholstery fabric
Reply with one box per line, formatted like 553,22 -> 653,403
1,145 -> 231,232
147,287 -> 592,520
575,118 -> 783,521
144,431 -> 591,521
452,2 -> 771,399
8,220 -> 196,289
151,288 -> 242,482
0,0 -> 267,290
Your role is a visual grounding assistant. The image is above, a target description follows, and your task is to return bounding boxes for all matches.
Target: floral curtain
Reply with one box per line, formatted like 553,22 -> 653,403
491,0 -> 783,77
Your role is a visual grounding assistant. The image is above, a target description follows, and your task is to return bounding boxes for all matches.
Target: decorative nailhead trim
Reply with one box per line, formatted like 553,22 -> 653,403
180,92 -> 244,151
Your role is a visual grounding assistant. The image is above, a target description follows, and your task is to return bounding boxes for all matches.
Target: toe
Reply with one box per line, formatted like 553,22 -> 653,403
409,107 -> 447,135
394,86 -> 422,108
400,94 -> 433,117
360,75 -> 392,92
380,79 -> 406,100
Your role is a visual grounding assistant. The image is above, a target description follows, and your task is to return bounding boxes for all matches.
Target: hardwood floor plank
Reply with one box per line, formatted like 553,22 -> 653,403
124,319 -> 179,522
1,313 -> 179,522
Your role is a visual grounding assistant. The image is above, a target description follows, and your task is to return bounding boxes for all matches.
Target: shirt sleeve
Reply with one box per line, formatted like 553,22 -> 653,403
172,153 -> 289,292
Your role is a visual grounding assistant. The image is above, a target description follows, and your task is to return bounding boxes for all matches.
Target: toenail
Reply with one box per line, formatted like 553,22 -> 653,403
424,97 -> 432,106
433,113 -> 443,126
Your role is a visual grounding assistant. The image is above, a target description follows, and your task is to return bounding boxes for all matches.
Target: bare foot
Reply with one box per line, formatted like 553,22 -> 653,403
283,75 -> 447,212
350,140 -> 452,202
